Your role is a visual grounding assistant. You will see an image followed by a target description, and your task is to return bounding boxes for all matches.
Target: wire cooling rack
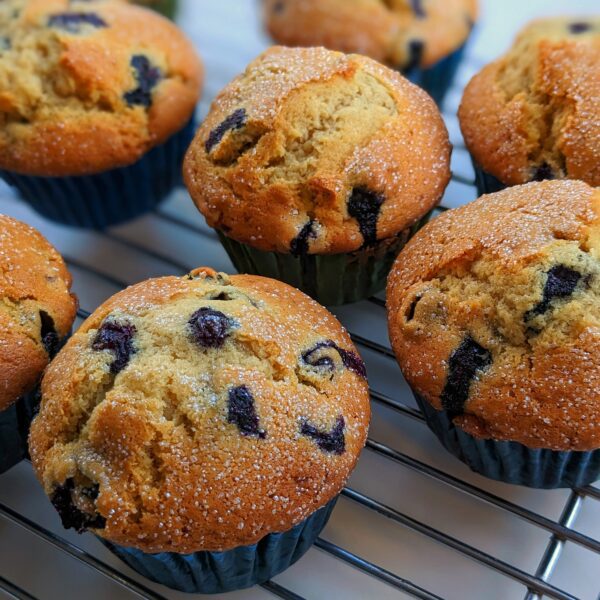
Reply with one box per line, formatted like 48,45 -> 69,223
0,1 -> 599,599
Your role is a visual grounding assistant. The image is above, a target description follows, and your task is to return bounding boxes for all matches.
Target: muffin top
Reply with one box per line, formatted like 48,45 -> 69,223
263,0 -> 477,70
387,181 -> 600,451
184,46 -> 450,255
0,0 -> 203,176
30,268 -> 370,553
0,215 -> 77,412
459,17 -> 600,187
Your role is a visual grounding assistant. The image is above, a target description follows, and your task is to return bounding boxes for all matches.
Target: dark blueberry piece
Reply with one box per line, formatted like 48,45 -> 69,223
39,311 -> 60,358
188,307 -> 234,349
81,483 -> 100,501
569,22 -> 592,34
302,341 -> 367,379
300,416 -> 345,454
227,385 -> 266,439
123,55 -> 162,108
51,479 -> 106,533
441,336 -> 492,416
404,39 -> 425,72
347,187 -> 385,247
205,108 -> 247,153
290,220 -> 317,256
526,265 -> 582,320
531,162 -> 555,182
410,0 -> 426,18
47,12 -> 108,33
92,320 -> 136,374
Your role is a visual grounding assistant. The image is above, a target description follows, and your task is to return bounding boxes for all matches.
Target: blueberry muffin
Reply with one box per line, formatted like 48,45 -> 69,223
459,17 -> 600,195
263,0 -> 478,104
0,0 -> 203,229
29,267 -> 370,593
0,215 -> 76,474
184,46 -> 451,306
387,180 -> 600,488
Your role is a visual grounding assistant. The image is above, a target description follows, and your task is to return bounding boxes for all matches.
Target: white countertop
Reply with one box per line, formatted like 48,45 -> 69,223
1,1 -> 599,599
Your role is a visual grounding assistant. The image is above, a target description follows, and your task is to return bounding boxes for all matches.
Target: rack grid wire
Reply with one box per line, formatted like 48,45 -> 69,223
0,1 -> 599,599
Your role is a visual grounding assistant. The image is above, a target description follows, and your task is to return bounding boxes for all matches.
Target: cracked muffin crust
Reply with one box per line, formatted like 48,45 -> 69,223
0,0 -> 203,176
263,0 -> 477,71
184,46 -> 451,256
30,268 -> 370,553
0,215 -> 77,412
387,181 -> 600,451
459,17 -> 600,187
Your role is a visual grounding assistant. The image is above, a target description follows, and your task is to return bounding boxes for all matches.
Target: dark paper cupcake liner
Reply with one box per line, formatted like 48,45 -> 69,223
99,497 -> 337,594
0,119 -> 195,230
218,212 -> 431,306
0,389 -> 41,475
471,160 -> 508,196
402,44 -> 466,106
413,392 -> 600,489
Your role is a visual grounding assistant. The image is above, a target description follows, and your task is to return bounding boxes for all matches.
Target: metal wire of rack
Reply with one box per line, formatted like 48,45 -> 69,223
0,2 -> 599,599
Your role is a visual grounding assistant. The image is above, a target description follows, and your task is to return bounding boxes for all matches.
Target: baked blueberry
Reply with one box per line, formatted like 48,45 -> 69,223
47,12 -> 108,33
526,265 -> 582,320
410,0 -> 426,19
227,385 -> 266,439
92,320 -> 136,374
302,341 -> 367,379
51,479 -> 106,533
188,307 -> 235,348
290,220 -> 317,256
39,311 -> 60,358
124,55 -> 162,108
300,416 -> 345,454
441,336 -> 492,416
347,187 -> 385,247
532,162 -> 555,182
205,108 -> 247,153
569,22 -> 592,34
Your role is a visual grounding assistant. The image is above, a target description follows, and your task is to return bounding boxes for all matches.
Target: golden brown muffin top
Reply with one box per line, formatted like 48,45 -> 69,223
184,46 -> 450,255
459,17 -> 600,187
0,215 -> 77,412
387,181 -> 600,451
30,268 -> 370,553
0,0 -> 203,176
263,0 -> 477,70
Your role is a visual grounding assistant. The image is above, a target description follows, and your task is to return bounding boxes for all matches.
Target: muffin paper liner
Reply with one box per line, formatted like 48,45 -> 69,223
413,392 -> 600,489
0,389 -> 40,475
217,212 -> 431,307
0,119 -> 195,230
99,497 -> 337,594
402,44 -> 466,106
471,160 -> 508,196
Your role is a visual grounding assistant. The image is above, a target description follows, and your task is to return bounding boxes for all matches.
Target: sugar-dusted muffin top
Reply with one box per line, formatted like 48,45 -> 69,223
459,17 -> 600,187
0,0 -> 203,176
0,215 -> 77,412
184,46 -> 450,255
263,0 -> 477,70
387,181 -> 600,451
30,268 -> 370,553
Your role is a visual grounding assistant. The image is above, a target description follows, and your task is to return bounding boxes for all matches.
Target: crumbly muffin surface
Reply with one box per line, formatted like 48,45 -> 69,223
263,0 -> 477,70
30,268 -> 370,552
387,181 -> 600,451
459,17 -> 600,187
184,46 -> 450,255
0,215 -> 77,411
0,0 -> 203,176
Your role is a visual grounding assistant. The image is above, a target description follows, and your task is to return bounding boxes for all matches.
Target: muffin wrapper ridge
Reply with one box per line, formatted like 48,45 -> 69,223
0,389 -> 40,475
413,393 -> 600,489
0,119 -> 195,231
99,497 -> 337,594
217,212 -> 432,307
402,44 -> 466,106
